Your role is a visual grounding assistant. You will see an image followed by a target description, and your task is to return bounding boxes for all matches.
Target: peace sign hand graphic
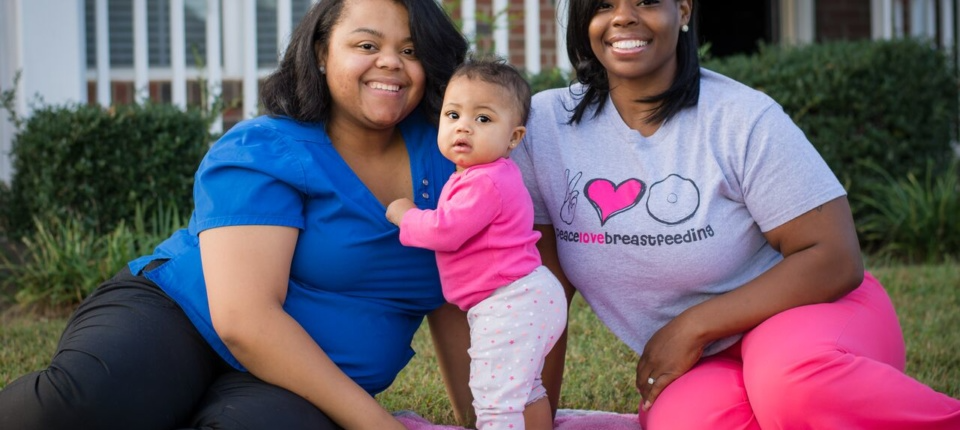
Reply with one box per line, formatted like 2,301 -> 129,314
560,169 -> 582,225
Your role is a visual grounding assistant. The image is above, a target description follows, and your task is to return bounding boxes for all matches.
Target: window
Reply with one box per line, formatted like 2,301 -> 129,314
85,0 -> 312,69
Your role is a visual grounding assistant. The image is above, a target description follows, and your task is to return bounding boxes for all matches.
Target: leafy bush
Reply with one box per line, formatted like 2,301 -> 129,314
0,203 -> 186,308
0,181 -> 9,235
527,68 -> 571,94
3,102 -> 212,238
703,39 -> 958,224
856,160 -> 959,263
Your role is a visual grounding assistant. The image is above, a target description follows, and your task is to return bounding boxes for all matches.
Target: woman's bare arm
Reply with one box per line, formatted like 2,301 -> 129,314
534,223 -> 578,418
637,196 -> 864,408
428,303 -> 475,427
201,225 -> 405,429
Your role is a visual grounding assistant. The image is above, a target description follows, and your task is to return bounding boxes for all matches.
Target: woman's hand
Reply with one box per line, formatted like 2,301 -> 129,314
635,313 -> 706,411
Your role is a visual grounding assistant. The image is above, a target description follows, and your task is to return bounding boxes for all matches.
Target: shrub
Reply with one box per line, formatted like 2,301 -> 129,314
3,102 -> 212,238
0,181 -> 9,235
703,39 -> 959,226
856,159 -> 959,263
528,68 -> 572,94
0,202 -> 186,308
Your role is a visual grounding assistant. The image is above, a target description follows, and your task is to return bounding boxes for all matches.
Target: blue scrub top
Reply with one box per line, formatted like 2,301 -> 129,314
129,112 -> 453,395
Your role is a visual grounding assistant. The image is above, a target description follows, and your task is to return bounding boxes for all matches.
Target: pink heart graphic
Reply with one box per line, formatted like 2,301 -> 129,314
584,178 -> 645,226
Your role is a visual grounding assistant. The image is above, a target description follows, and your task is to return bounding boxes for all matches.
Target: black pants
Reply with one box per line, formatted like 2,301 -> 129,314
0,267 -> 342,430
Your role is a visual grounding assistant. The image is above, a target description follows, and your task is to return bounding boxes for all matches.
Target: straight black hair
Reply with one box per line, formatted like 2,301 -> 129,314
564,0 -> 700,125
260,0 -> 468,125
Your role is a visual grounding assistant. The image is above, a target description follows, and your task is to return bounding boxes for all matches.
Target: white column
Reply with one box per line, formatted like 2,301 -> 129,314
942,0 -> 955,50
493,0 -> 509,59
207,0 -> 223,133
171,0 -> 187,108
3,0 -> 86,181
955,0 -> 960,151
923,0 -> 937,39
911,0 -> 927,37
461,0 -> 477,51
243,0 -> 258,118
872,0 -> 895,39
555,2 -> 570,73
894,0 -> 905,37
96,0 -> 111,106
222,0 -> 243,79
134,0 -> 149,102
524,0 -> 540,73
956,0 -> 960,60
0,0 -> 19,183
781,0 -> 794,43
18,0 -> 87,108
798,0 -> 816,44
278,0 -> 292,59
782,0 -> 816,45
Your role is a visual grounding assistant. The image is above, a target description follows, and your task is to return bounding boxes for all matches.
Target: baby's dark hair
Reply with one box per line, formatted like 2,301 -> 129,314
450,55 -> 531,124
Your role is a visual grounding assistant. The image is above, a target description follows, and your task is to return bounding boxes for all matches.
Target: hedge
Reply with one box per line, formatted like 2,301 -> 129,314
2,103 -> 212,237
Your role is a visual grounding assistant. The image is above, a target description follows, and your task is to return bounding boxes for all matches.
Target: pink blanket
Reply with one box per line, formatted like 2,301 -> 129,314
394,409 -> 640,430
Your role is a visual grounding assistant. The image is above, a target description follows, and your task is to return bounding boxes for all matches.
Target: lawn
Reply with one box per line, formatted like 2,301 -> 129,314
1,263 -> 958,425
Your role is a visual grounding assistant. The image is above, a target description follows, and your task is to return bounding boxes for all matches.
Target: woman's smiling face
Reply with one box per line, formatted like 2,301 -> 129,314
588,0 -> 691,91
320,0 -> 425,131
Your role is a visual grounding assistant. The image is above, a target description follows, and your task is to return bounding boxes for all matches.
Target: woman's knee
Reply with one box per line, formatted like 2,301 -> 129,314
189,371 -> 342,430
0,364 -> 176,430
642,356 -> 759,430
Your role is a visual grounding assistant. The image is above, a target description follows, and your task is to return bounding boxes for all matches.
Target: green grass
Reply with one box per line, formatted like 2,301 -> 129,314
872,263 -> 960,396
1,263 -> 957,425
0,315 -> 66,386
382,262 -> 960,423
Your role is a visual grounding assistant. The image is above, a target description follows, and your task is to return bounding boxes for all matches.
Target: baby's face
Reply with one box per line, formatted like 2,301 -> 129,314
437,76 -> 525,172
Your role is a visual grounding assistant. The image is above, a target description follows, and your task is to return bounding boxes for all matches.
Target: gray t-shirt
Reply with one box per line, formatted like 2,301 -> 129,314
512,69 -> 846,356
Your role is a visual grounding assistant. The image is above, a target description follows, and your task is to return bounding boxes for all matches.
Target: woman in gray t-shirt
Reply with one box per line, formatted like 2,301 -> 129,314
511,1 -> 960,429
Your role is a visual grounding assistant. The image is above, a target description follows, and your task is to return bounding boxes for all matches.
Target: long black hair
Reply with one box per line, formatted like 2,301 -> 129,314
260,0 -> 468,125
564,0 -> 700,125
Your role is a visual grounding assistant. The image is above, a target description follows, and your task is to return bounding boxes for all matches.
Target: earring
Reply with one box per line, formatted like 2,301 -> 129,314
319,65 -> 326,74
681,24 -> 689,33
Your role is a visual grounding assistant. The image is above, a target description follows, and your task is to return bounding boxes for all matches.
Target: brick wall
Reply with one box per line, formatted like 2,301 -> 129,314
450,0 -> 561,71
87,80 -> 245,129
816,0 -> 872,41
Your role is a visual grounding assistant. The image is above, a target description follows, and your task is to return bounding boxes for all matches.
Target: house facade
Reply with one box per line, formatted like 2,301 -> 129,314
1,0 -> 957,183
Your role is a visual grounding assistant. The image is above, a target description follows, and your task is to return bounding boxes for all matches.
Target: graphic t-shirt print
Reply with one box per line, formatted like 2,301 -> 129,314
584,177 -> 645,226
555,170 -> 714,247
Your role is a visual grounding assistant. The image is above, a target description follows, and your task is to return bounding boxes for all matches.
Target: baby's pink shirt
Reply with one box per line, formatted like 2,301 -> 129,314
399,157 -> 542,310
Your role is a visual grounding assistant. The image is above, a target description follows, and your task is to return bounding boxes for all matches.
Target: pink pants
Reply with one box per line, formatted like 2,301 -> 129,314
467,266 -> 567,429
640,272 -> 960,430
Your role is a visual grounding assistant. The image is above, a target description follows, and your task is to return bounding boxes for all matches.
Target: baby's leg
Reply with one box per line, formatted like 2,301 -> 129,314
467,300 -> 527,429
522,397 -> 553,430
468,267 -> 567,429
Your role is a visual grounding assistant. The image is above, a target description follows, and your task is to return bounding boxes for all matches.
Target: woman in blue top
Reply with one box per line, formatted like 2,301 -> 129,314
0,0 -> 471,429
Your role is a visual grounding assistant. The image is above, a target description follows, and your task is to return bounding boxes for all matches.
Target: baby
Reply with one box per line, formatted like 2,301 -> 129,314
386,56 -> 566,430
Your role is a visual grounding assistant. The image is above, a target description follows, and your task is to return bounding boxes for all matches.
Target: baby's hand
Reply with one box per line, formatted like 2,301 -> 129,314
386,198 -> 416,226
